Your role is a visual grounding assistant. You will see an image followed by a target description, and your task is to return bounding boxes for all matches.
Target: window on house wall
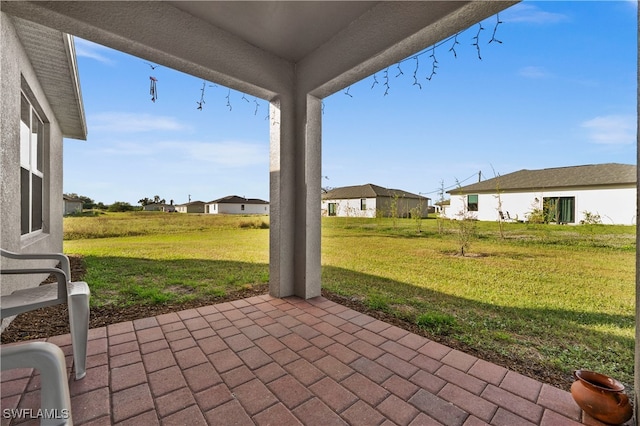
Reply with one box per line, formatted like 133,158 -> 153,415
328,203 -> 336,216
360,198 -> 366,210
543,197 -> 575,223
467,194 -> 478,212
241,204 -> 245,211
20,92 -> 45,236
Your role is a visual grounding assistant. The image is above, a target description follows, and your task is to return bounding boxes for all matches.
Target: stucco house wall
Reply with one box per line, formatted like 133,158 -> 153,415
321,197 -> 377,218
176,201 -> 205,213
322,195 -> 428,219
446,165 -> 637,225
1,14 -> 69,297
213,203 -> 269,215
1,15 -> 86,332
205,196 -> 269,215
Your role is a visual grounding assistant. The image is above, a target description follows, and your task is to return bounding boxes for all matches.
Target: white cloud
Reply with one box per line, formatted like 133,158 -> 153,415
518,66 -> 552,79
89,112 -> 188,133
73,38 -> 115,64
501,4 -> 569,24
581,114 -> 636,145
97,139 -> 268,168
164,141 -> 268,168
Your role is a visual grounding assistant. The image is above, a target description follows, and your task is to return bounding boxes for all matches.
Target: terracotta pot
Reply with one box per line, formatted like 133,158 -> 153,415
570,370 -> 633,425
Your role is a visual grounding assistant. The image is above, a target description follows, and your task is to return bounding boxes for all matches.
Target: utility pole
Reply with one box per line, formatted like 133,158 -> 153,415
478,171 -> 482,182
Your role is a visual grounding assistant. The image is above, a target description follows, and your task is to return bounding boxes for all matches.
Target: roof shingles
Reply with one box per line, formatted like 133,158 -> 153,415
451,164 -> 636,194
323,184 -> 426,200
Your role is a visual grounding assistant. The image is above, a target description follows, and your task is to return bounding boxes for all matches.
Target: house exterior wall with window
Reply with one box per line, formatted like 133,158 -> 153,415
1,14 -> 86,302
446,164 -> 637,225
321,197 -> 377,218
175,201 -> 205,213
2,14 -> 64,261
208,203 -> 270,215
205,196 -> 269,215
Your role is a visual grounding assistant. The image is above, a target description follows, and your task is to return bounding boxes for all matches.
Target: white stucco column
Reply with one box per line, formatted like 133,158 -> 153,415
269,92 -> 322,299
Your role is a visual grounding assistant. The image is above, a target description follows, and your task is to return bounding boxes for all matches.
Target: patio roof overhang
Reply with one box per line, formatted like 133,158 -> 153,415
2,0 -> 519,300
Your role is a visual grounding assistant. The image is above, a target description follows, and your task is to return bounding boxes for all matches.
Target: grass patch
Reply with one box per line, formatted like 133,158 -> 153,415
63,212 -> 635,394
416,312 -> 457,334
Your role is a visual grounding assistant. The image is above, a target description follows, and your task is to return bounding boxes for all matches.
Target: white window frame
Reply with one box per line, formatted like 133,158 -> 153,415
20,91 -> 46,236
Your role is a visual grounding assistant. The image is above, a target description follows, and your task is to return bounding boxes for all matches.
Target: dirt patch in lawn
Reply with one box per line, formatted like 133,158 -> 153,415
0,255 -> 573,392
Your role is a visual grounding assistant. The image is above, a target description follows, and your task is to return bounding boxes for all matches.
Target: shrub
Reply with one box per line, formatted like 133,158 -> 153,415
107,201 -> 134,212
580,211 -> 602,225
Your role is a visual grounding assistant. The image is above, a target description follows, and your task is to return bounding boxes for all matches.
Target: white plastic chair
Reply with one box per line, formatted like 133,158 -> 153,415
1,341 -> 73,425
1,249 -> 90,380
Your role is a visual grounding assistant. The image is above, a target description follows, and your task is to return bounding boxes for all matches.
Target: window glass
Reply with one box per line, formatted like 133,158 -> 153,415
360,198 -> 366,210
33,111 -> 43,172
20,95 -> 30,168
467,194 -> 478,212
32,175 -> 43,231
20,90 -> 46,235
21,167 -> 30,235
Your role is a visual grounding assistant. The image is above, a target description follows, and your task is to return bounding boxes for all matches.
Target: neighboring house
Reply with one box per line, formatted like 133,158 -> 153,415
322,184 -> 429,218
446,163 -> 637,225
142,203 -> 176,212
0,14 -> 87,308
205,196 -> 269,215
175,201 -> 206,213
434,199 -> 450,216
63,195 -> 84,215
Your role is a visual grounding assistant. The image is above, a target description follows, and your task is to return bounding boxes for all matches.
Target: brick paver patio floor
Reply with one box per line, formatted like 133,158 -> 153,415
1,294 -> 622,425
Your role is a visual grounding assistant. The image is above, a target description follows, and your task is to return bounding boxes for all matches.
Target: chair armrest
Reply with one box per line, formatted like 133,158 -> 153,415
1,268 -> 68,300
1,249 -> 71,282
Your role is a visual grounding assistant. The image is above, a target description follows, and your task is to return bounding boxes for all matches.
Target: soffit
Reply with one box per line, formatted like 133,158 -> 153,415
167,1 -> 379,63
12,17 -> 87,140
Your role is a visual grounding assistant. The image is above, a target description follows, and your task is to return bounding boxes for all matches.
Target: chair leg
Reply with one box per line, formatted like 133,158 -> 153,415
67,282 -> 90,380
1,341 -> 73,426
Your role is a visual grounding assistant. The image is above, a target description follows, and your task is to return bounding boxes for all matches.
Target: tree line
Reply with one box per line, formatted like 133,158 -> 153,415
64,193 -> 172,213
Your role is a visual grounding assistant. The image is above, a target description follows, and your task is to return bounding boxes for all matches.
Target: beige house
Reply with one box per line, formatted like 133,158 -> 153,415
1,13 -> 87,301
175,201 -> 206,214
63,195 -> 84,216
322,184 -> 429,219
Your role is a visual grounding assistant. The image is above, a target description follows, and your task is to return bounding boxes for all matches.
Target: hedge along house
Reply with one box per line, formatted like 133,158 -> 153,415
322,183 -> 429,218
446,163 -> 637,225
0,13 -> 87,308
205,195 -> 269,215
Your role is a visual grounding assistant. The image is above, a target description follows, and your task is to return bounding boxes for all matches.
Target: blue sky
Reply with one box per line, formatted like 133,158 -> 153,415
65,1 -> 637,206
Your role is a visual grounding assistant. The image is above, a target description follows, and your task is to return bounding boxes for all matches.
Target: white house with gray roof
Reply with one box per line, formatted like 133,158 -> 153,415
446,164 -> 637,225
322,184 -> 429,219
205,196 -> 269,215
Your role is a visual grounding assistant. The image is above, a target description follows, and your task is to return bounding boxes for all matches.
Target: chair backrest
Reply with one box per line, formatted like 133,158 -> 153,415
0,249 -> 70,319
1,249 -> 71,281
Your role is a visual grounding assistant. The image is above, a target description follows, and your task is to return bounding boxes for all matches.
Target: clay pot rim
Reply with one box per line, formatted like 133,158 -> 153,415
573,369 -> 625,392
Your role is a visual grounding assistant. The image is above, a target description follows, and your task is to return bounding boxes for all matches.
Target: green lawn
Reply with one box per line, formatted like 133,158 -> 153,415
63,212 -> 635,393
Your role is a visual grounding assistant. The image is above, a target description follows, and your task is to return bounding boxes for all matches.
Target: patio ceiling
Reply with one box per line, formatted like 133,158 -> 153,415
0,1 -> 517,100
